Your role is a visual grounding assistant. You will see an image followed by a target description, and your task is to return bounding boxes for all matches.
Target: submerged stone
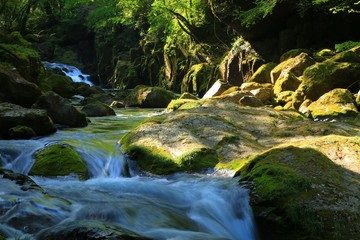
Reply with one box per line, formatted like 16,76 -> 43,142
36,220 -> 153,240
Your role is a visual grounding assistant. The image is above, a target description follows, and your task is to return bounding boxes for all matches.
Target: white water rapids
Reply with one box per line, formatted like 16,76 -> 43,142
0,63 -> 257,239
0,110 -> 257,240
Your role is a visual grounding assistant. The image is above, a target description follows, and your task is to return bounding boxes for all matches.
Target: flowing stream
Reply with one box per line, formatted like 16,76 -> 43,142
0,63 -> 257,239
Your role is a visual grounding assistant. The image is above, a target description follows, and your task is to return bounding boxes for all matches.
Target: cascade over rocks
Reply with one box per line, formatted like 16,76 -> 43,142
121,97 -> 360,239
0,102 -> 56,139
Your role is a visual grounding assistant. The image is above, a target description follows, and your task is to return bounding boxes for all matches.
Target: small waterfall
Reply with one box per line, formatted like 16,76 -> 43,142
0,109 -> 257,240
42,61 -> 94,86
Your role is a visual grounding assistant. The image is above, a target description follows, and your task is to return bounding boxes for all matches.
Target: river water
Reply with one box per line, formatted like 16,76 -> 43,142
1,63 -> 256,239
0,109 -> 257,240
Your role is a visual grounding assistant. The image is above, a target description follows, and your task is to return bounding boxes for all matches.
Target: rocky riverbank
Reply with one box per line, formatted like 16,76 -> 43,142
121,47 -> 360,239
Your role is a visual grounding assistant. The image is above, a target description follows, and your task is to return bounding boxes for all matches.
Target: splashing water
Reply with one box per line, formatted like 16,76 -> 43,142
0,109 -> 257,240
42,61 -> 94,86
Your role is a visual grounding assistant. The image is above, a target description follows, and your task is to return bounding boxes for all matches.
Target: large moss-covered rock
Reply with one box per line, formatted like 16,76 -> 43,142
30,144 -> 88,179
125,85 -> 176,108
121,99 -> 359,175
273,71 -> 301,96
308,88 -> 359,119
0,102 -> 56,139
237,136 -> 360,240
299,61 -> 360,101
0,65 -> 42,107
33,91 -> 88,127
0,43 -> 42,82
271,52 -> 315,84
38,72 -> 76,98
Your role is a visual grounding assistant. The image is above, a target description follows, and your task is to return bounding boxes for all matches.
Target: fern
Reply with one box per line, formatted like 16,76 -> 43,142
233,0 -> 278,27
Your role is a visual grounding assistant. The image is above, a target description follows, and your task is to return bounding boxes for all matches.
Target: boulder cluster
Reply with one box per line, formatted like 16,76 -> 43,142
121,47 -> 360,239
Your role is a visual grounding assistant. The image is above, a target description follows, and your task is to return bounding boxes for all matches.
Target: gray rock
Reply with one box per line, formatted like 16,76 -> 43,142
0,102 -> 56,138
33,91 -> 88,127
82,102 -> 116,117
0,66 -> 42,107
239,95 -> 264,107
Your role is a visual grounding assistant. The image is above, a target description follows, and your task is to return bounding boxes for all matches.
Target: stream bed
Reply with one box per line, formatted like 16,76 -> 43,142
0,109 -> 257,240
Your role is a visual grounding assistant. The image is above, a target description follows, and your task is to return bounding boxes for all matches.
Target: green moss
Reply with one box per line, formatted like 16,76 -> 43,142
8,31 -> 32,47
38,72 -> 75,98
178,148 -> 219,171
30,144 -> 88,180
166,99 -> 205,111
237,145 -> 348,235
216,158 -> 251,172
181,63 -> 214,96
335,41 -> 360,52
0,43 -> 40,61
280,49 -> 312,62
125,145 -> 179,175
121,133 -> 219,174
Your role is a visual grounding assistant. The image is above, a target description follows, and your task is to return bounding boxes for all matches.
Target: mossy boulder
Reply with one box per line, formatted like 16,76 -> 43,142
0,43 -> 42,82
271,52 -> 315,84
166,99 -> 205,111
125,85 -> 176,108
0,102 -> 56,139
250,88 -> 274,104
30,144 -> 88,180
38,72 -> 75,98
308,88 -> 359,119
0,65 -> 42,107
33,91 -> 88,127
8,125 -> 36,139
299,61 -> 360,101
248,63 -> 277,84
273,71 -> 301,96
237,136 -> 360,240
181,63 -> 214,97
121,99 -> 358,175
280,49 -> 312,62
313,49 -> 335,62
178,92 -> 199,100
329,47 -> 360,63
81,102 -> 115,117
276,91 -> 294,105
